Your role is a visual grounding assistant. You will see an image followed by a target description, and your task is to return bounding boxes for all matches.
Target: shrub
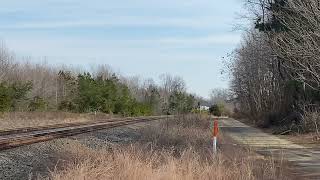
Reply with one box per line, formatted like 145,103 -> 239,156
209,103 -> 225,116
72,72 -> 155,116
58,100 -> 77,112
303,110 -> 320,135
0,83 -> 12,112
28,96 -> 47,111
0,82 -> 32,112
168,91 -> 195,114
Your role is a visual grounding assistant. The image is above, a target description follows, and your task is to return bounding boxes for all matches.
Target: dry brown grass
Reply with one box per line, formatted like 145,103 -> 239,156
46,114 -> 290,180
0,112 -> 112,130
303,110 -> 320,135
49,146 -> 255,180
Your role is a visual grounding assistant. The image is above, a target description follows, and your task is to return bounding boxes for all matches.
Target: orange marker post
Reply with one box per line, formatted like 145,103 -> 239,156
212,120 -> 219,153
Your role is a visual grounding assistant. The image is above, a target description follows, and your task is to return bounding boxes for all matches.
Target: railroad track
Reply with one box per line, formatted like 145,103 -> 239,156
0,115 -> 173,151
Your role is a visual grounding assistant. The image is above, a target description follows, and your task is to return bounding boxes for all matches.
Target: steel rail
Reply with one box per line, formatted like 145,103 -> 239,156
0,116 -> 169,136
0,115 -> 173,151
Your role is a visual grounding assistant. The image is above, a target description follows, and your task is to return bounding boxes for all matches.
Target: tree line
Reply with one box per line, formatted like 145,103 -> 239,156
229,0 -> 320,129
0,44 -> 197,116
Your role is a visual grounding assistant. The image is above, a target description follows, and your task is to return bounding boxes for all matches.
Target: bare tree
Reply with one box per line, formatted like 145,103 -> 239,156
159,74 -> 186,94
269,0 -> 320,90
228,29 -> 287,120
209,88 -> 230,105
0,42 -> 16,82
91,64 -> 113,80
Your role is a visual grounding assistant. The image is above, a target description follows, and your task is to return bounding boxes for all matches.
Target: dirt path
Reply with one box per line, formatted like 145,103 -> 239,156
220,118 -> 320,179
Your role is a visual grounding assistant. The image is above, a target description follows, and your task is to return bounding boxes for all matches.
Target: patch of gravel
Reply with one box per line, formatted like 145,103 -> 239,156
0,121 -> 157,180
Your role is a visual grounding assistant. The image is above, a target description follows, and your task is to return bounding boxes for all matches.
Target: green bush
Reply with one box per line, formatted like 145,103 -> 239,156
209,103 -> 225,116
28,96 -> 47,111
168,91 -> 195,114
69,72 -> 155,116
58,100 -> 76,112
0,83 -> 12,112
0,82 -> 32,112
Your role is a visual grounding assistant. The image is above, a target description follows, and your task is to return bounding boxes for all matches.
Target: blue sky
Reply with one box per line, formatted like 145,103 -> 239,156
0,0 -> 243,98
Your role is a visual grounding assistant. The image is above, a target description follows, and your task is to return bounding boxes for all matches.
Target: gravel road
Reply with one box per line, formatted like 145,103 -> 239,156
220,118 -> 320,179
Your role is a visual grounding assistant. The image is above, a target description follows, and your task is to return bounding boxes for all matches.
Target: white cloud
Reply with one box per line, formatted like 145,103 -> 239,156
159,34 -> 241,45
0,16 -> 234,30
3,33 -> 240,58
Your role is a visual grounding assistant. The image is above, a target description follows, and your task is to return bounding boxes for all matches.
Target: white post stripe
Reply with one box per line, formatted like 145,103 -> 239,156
213,136 -> 217,153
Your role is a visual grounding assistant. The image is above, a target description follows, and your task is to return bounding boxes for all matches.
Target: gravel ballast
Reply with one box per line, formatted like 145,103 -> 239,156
0,121 -> 155,180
